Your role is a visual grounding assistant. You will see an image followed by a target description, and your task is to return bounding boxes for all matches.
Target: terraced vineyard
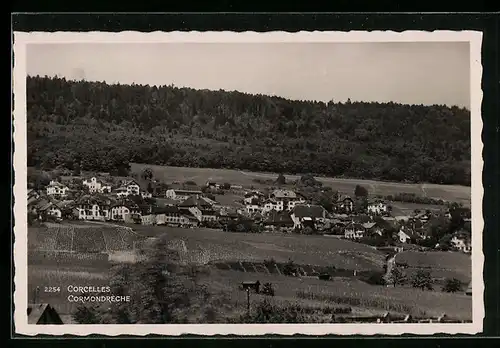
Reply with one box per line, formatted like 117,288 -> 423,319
132,225 -> 386,271
210,260 -> 356,278
28,223 -> 144,254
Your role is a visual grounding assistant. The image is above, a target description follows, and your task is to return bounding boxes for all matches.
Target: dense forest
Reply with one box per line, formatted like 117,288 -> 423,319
26,75 -> 471,186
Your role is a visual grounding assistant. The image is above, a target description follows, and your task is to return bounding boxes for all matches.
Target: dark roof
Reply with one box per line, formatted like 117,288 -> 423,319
291,204 -> 325,219
178,196 -> 211,208
153,206 -> 179,214
27,303 -> 64,324
265,210 -> 294,225
345,222 -> 366,230
200,209 -> 216,215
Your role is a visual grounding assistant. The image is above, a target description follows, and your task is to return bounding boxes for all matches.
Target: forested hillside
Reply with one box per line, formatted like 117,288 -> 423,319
26,75 -> 471,186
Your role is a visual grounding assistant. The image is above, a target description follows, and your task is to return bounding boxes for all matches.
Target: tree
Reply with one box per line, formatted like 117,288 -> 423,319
388,266 -> 407,287
141,167 -> 153,181
354,185 -> 368,198
72,303 -> 101,324
276,173 -> 286,185
438,234 -> 453,251
411,270 -> 434,290
26,75 -> 472,186
442,278 -> 462,293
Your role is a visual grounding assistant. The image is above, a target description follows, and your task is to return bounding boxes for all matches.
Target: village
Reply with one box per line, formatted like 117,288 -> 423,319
27,168 -> 473,254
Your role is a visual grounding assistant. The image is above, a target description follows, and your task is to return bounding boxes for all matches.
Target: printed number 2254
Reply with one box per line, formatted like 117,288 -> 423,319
44,286 -> 61,293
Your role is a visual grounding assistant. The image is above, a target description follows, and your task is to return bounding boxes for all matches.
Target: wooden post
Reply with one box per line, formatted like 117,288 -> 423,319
246,288 -> 250,315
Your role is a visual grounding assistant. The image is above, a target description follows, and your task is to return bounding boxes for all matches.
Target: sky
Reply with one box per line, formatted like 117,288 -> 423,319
27,42 -> 471,109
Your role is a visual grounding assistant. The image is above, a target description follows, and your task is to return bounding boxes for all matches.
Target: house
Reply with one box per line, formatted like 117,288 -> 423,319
243,192 -> 263,205
155,206 -> 183,226
28,303 -> 64,325
262,199 -> 283,213
46,181 -> 69,198
27,188 -> 40,201
336,196 -> 354,213
263,210 -> 295,232
123,180 -> 140,196
246,204 -> 263,215
367,199 -> 388,215
362,222 -> 383,236
75,195 -> 115,221
290,204 -> 328,229
270,189 -> 306,211
177,196 -> 212,222
344,223 -> 366,240
205,181 -> 220,190
451,233 -> 472,253
141,191 -> 153,199
141,214 -> 157,226
110,201 -> 140,221
200,208 -> 218,222
165,184 -> 203,201
82,177 -> 112,194
397,228 -> 416,244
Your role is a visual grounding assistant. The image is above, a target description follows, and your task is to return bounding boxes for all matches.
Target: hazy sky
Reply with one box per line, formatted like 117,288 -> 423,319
27,42 -> 471,108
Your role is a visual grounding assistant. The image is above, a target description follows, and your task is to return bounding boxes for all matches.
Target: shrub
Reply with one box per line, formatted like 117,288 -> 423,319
261,282 -> 275,296
360,271 -> 386,286
411,270 -> 434,291
282,259 -> 298,277
442,278 -> 462,293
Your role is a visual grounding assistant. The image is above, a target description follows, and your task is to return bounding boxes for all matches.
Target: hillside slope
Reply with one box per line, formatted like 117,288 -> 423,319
26,75 -> 471,185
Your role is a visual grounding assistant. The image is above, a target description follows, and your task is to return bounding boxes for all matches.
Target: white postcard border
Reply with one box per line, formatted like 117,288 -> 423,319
13,30 -> 484,336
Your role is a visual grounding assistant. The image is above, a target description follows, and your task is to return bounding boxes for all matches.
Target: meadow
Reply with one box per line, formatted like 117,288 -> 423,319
395,250 -> 472,284
130,163 -> 471,205
202,269 -> 472,321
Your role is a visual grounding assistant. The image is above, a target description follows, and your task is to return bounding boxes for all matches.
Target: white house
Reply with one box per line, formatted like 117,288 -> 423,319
367,199 -> 388,215
397,230 -> 412,243
246,204 -> 262,215
165,188 -> 203,201
114,180 -> 141,198
46,181 -> 69,197
451,234 -> 472,253
82,177 -> 112,194
270,189 -> 306,211
110,203 -> 140,221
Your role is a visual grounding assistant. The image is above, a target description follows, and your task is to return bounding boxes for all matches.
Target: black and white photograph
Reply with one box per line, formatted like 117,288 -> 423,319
13,31 -> 483,336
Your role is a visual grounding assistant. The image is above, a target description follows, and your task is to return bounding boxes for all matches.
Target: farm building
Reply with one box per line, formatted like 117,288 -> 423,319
290,204 -> 328,229
165,183 -> 203,201
28,303 -> 64,325
264,209 -> 295,231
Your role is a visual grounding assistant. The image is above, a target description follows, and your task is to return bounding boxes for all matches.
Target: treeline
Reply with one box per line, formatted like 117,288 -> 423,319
27,75 -> 471,185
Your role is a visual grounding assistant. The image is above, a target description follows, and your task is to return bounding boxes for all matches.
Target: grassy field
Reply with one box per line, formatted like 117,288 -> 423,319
390,202 -> 446,216
129,225 -> 386,271
395,251 -> 471,284
202,269 -> 472,320
130,163 -> 471,205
